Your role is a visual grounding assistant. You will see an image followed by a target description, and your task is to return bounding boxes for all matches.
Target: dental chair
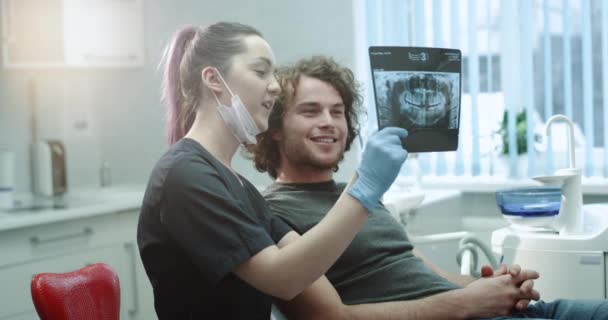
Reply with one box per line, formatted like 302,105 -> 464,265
31,263 -> 121,320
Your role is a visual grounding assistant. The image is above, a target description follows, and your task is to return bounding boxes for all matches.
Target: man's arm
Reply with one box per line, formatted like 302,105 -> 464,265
413,248 -> 540,310
274,276 -> 469,320
274,233 -> 538,320
275,271 -> 538,320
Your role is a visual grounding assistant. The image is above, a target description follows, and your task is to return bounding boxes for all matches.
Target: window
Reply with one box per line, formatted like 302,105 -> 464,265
356,0 -> 608,179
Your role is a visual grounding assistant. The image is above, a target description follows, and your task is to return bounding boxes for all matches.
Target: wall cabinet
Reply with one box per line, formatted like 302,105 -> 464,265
1,0 -> 144,68
0,210 -> 156,320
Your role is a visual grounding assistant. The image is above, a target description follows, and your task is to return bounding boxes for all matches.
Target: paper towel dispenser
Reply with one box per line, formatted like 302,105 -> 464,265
32,140 -> 67,196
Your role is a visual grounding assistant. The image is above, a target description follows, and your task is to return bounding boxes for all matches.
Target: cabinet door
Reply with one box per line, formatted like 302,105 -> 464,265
1,0 -> 65,67
1,0 -> 144,68
0,245 -> 129,319
0,212 -> 124,265
63,0 -> 144,67
119,210 -> 158,320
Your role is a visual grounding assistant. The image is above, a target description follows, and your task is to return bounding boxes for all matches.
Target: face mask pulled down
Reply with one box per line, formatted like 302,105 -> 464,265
212,70 -> 261,145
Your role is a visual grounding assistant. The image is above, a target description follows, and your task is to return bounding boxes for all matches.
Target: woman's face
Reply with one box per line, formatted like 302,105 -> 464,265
222,35 -> 281,132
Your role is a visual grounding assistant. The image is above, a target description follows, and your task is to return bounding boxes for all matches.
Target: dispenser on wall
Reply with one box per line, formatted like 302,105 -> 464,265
32,140 -> 67,197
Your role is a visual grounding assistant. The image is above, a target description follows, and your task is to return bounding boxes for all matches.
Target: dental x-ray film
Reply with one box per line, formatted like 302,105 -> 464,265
369,46 -> 462,152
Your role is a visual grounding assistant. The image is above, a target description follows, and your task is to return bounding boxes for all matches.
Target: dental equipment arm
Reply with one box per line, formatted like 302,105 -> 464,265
408,232 -> 499,279
456,235 -> 500,278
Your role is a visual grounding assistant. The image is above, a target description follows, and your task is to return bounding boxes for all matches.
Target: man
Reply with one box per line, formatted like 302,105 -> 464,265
251,56 -> 608,319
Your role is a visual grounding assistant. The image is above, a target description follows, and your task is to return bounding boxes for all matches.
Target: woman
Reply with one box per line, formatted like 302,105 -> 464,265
137,22 -> 407,319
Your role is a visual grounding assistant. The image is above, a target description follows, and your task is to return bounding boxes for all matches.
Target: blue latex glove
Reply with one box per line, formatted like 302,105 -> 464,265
348,127 -> 408,213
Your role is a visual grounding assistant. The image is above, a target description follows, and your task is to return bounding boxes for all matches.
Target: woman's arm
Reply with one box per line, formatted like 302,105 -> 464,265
234,177 -> 367,300
271,231 -> 347,320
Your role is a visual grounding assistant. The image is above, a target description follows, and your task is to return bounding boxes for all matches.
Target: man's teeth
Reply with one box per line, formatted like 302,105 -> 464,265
312,138 -> 335,143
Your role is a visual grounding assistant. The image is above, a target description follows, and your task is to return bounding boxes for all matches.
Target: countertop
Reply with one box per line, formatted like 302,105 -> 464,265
0,184 -> 467,233
397,175 -> 608,195
0,186 -> 145,232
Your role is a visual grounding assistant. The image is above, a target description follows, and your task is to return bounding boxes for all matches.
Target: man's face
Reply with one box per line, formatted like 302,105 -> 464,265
275,75 -> 348,172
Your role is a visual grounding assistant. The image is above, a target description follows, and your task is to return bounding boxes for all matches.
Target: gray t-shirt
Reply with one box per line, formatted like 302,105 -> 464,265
263,180 -> 460,305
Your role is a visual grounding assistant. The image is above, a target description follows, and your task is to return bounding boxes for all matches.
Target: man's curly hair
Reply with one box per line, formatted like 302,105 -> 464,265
251,56 -> 363,179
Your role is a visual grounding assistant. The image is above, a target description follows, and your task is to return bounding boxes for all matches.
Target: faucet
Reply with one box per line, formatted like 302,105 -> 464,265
544,114 -> 576,169
533,114 -> 582,235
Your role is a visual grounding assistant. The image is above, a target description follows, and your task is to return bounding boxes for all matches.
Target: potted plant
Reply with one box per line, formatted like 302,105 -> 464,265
496,109 -> 544,177
497,109 -> 528,156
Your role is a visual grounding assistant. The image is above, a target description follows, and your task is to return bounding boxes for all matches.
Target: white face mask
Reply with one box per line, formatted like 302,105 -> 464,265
212,69 -> 261,145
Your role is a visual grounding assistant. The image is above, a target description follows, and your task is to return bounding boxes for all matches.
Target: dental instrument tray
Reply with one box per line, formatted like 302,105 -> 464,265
369,46 -> 462,152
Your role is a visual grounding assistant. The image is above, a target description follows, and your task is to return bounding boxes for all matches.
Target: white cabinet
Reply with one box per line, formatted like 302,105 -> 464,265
118,210 -> 157,320
0,210 -> 156,320
1,0 -> 144,68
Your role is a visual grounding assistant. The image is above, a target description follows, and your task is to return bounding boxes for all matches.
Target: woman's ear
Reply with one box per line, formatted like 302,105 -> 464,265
201,67 -> 223,93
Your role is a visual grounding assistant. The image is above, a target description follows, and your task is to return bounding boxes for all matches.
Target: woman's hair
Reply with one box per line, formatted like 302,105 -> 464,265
160,22 -> 262,145
251,56 -> 363,179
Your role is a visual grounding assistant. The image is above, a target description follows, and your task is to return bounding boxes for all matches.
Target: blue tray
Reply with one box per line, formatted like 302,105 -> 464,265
496,187 -> 561,217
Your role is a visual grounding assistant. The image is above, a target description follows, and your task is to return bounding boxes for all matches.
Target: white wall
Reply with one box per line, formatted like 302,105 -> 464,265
0,0 -> 361,193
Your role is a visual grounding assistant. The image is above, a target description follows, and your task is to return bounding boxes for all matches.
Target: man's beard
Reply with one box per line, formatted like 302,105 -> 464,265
282,140 -> 344,172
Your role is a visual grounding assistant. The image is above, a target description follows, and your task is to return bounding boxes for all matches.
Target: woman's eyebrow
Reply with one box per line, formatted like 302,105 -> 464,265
252,57 -> 272,67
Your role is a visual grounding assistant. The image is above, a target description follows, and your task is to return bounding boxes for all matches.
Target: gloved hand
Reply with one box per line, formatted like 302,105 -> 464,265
348,127 -> 408,213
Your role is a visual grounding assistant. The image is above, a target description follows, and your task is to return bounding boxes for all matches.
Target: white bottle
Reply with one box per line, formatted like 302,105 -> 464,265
0,150 -> 15,209
100,161 -> 111,188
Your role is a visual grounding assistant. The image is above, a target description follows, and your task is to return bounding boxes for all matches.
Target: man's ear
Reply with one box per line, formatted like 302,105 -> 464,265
201,67 -> 223,93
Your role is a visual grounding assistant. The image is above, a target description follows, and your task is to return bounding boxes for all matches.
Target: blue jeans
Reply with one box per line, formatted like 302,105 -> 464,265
487,299 -> 608,319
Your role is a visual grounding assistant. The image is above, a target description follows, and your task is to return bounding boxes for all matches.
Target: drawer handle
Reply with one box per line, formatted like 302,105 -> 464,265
29,227 -> 94,245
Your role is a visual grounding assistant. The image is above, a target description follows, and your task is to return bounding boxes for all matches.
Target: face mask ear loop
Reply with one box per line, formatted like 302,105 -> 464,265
211,91 -> 223,106
214,68 -> 235,97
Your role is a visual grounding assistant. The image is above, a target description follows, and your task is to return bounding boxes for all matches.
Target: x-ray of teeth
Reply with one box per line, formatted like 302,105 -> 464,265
374,71 -> 460,130
369,46 -> 461,152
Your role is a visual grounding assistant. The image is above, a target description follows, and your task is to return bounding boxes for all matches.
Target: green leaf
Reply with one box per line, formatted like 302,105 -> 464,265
501,109 -> 528,155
